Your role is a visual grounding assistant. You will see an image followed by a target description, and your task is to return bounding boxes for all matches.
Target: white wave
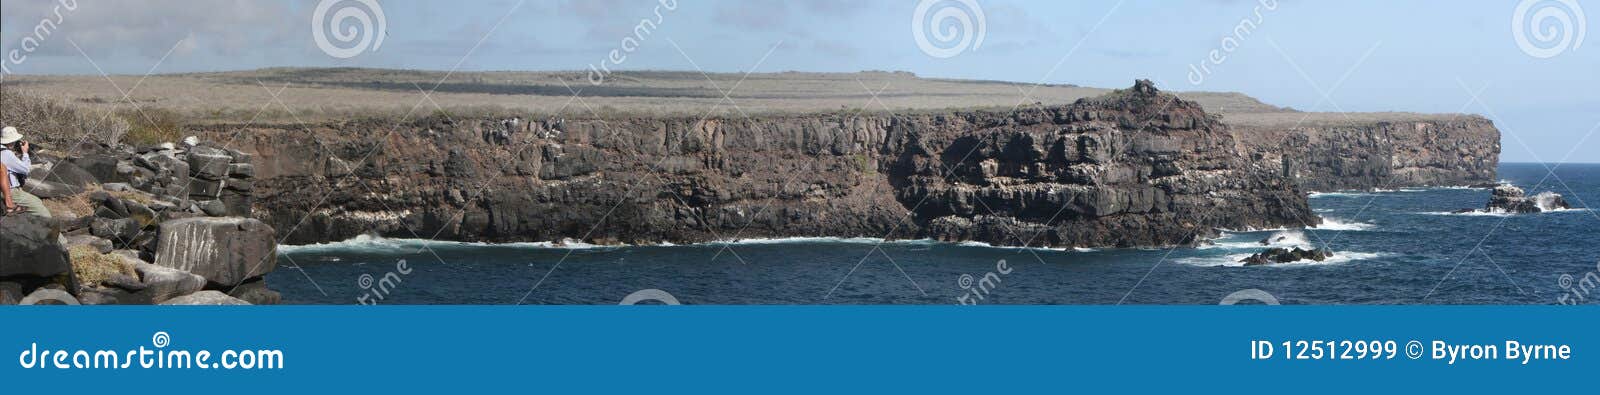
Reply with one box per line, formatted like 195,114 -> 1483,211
707,237 -> 935,246
1307,191 -> 1373,198
953,240 -> 1085,252
1415,210 -> 1514,217
277,234 -> 619,254
1415,207 -> 1591,217
1314,217 -> 1376,231
1176,251 -> 1387,267
1202,230 -> 1313,250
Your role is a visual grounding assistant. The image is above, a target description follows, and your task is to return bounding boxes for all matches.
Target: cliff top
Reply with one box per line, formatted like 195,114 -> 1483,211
1,68 -> 1473,127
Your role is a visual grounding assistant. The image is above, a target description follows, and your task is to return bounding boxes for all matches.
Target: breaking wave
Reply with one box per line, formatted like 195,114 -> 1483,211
1175,251 -> 1387,267
1314,217 -> 1376,231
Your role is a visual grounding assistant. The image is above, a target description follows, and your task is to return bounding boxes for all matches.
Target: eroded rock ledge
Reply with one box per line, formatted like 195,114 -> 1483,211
212,80 -> 1333,249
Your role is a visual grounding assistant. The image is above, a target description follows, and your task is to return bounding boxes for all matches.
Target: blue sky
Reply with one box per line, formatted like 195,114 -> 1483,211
2,0 -> 1595,163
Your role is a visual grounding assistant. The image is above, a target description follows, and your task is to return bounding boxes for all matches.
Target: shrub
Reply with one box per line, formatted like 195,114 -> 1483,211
120,107 -> 185,146
0,86 -> 130,148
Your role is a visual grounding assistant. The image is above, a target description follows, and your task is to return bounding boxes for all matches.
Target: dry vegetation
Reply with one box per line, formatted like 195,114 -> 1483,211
3,68 -> 1466,129
69,245 -> 137,288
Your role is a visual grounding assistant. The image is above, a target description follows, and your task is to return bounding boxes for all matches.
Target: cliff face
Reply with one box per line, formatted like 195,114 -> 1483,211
211,81 -> 1319,248
1230,117 -> 1500,191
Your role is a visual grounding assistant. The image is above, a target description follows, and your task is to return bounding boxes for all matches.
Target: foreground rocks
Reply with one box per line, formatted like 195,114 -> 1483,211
0,215 -> 71,279
1240,247 -> 1334,266
160,290 -> 251,305
153,217 -> 277,287
1,135 -> 279,305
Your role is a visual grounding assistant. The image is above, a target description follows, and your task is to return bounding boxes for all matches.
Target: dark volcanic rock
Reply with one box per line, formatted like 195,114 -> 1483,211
1483,183 -> 1569,214
1232,118 -> 1500,191
1240,247 -> 1333,266
0,215 -> 71,278
153,217 -> 277,287
227,81 -> 1322,248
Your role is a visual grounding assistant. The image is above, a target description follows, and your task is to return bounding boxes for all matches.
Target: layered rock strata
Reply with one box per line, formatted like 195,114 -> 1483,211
222,81 -> 1321,248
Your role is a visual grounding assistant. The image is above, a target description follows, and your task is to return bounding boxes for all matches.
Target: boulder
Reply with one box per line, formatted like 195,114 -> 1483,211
0,215 -> 71,278
130,261 -> 206,303
17,288 -> 80,305
228,279 -> 281,305
90,218 -> 142,246
35,160 -> 98,188
189,178 -> 225,199
1240,247 -> 1333,266
187,146 -> 233,181
153,217 -> 277,287
228,163 -> 255,178
64,235 -> 114,254
0,282 -> 22,305
196,200 -> 228,217
70,154 -> 128,184
22,179 -> 82,198
160,290 -> 250,305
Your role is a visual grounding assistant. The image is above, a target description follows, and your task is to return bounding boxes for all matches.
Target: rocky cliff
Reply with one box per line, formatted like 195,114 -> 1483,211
1228,116 -> 1500,191
209,81 -> 1319,248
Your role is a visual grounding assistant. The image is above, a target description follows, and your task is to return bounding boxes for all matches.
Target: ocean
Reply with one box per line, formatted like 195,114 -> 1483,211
270,163 -> 1600,305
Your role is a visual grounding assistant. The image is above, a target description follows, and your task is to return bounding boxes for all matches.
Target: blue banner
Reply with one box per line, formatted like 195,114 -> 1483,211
1,306 -> 1592,393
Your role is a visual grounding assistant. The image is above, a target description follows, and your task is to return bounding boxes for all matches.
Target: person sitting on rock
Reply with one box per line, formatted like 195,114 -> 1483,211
1,126 -> 50,218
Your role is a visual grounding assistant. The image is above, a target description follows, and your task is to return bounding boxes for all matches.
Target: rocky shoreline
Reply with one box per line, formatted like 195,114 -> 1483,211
1,79 -> 1504,304
1,140 -> 278,305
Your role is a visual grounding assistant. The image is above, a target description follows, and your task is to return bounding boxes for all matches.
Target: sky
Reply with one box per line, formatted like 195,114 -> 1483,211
1,0 -> 1595,163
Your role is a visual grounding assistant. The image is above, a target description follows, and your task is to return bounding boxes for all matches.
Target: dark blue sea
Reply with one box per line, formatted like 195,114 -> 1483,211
270,163 -> 1600,305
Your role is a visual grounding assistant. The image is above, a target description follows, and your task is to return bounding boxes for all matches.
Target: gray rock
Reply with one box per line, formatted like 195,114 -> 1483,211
90,218 -> 141,246
227,280 -> 281,305
130,261 -> 205,303
0,282 -> 22,305
153,217 -> 277,287
102,182 -> 135,192
189,178 -> 225,199
35,160 -> 98,188
76,288 -> 124,305
187,146 -> 233,181
64,235 -> 114,254
159,290 -> 250,305
103,273 -> 147,292
0,215 -> 71,278
196,200 -> 228,217
228,163 -> 255,178
326,156 -> 355,178
22,179 -> 83,198
18,289 -> 80,305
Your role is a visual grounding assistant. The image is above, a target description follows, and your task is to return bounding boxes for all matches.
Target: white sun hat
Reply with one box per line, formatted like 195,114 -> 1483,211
0,126 -> 21,145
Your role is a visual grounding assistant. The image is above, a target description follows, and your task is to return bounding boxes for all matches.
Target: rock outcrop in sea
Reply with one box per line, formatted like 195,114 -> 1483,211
1454,183 -> 1571,214
0,139 -> 278,305
1239,247 -> 1334,266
